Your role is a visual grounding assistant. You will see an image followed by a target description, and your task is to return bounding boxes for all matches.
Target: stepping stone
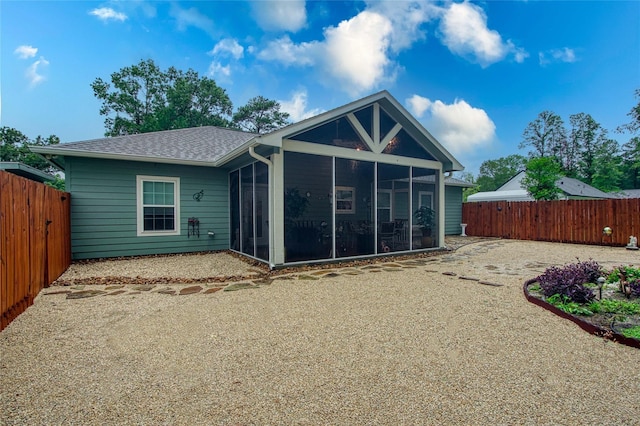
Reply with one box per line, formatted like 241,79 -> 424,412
180,286 -> 203,295
298,275 -> 319,280
132,285 -> 155,292
479,281 -> 504,287
203,287 -> 222,294
105,285 -> 125,290
459,276 -> 480,281
383,268 -> 402,272
311,270 -> 335,276
361,265 -> 381,270
106,290 -> 127,296
381,263 -> 403,268
128,291 -> 141,295
70,285 -> 85,290
157,289 -> 176,295
322,273 -> 341,278
224,282 -> 256,291
253,278 -> 273,285
66,290 -> 106,299
442,272 -> 457,276
44,290 -> 71,295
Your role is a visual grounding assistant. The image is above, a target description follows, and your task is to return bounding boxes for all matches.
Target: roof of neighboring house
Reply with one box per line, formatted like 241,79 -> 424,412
616,189 -> 640,198
31,126 -> 257,169
468,170 -> 615,202
498,171 -> 613,199
0,162 -> 56,183
31,91 -> 464,173
555,176 -> 612,199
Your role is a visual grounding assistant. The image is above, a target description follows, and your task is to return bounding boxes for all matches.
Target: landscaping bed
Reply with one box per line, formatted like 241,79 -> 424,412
524,262 -> 640,349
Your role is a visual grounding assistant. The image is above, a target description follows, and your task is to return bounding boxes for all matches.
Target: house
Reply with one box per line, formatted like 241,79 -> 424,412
0,162 -> 57,184
467,170 -> 615,202
32,91 -> 466,268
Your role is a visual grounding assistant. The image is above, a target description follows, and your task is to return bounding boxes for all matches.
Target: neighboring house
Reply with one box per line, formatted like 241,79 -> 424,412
467,171 -> 615,202
32,91 -> 466,268
0,162 -> 56,184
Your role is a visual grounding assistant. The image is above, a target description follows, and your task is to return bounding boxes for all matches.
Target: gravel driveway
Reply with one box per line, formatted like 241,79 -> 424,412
1,240 -> 639,425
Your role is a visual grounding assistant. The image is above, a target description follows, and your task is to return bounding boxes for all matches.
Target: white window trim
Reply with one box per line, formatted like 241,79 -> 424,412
335,186 -> 356,214
136,175 -> 181,237
418,190 -> 434,209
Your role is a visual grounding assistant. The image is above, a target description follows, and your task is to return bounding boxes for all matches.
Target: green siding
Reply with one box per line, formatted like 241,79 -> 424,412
67,157 -> 230,259
445,185 -> 463,235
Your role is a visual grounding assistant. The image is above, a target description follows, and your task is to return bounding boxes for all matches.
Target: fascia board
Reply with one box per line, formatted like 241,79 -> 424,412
30,146 -> 218,167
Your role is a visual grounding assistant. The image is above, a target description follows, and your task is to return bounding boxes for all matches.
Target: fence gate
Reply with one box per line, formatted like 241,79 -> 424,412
1,171 -> 71,331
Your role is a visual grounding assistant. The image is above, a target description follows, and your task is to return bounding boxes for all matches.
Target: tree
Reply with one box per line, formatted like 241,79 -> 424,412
521,157 -> 563,201
591,138 -> 623,192
568,113 -> 610,185
91,59 -> 233,136
0,127 -> 60,173
232,96 -> 290,134
617,88 -> 640,135
620,137 -> 640,189
519,111 -> 567,159
617,89 -> 640,188
475,154 -> 527,192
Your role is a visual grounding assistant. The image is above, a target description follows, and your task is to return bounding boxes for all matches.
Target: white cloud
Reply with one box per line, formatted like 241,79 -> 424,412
26,56 -> 50,88
251,0 -> 307,32
322,11 -> 395,95
257,11 -> 397,96
406,94 -> 495,155
257,35 -> 318,66
170,4 -> 214,35
209,39 -> 244,59
208,61 -> 232,79
364,0 -> 439,52
279,90 -> 324,122
539,47 -> 577,66
89,7 -> 127,22
14,45 -> 38,59
438,1 -> 527,67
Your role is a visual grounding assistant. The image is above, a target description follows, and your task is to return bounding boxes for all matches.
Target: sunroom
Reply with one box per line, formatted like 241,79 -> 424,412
227,91 -> 463,267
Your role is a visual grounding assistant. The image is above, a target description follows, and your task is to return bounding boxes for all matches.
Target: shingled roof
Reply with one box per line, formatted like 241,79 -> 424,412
31,126 -> 258,168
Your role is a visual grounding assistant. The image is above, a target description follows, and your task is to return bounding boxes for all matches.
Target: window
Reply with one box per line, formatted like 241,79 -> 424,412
137,175 -> 180,236
377,189 -> 392,222
335,186 -> 355,214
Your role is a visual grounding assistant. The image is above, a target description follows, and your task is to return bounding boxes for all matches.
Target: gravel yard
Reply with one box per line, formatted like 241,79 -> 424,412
1,240 -> 639,425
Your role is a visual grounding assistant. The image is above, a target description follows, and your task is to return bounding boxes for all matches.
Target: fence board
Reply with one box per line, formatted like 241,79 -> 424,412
1,171 -> 71,331
462,198 -> 640,247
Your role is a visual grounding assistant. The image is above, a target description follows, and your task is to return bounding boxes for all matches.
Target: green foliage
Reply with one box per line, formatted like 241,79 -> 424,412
414,205 -> 435,231
475,154 -> 527,192
92,59 -> 233,136
606,265 -> 640,284
46,176 -> 66,191
232,96 -> 290,134
0,127 -> 60,173
519,110 -> 567,159
621,326 -> 640,339
547,294 -> 594,316
620,136 -> 639,189
284,188 -> 309,220
522,157 -> 563,200
569,112 -> 618,188
591,299 -> 640,316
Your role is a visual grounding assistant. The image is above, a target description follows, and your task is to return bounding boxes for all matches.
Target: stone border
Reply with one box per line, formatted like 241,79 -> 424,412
523,279 -> 640,349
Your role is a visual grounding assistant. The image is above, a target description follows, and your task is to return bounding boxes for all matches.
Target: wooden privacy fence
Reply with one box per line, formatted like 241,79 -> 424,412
1,171 -> 71,331
462,198 -> 640,246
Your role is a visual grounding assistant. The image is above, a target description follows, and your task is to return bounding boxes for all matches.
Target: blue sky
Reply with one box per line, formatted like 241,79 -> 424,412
2,1 -> 639,175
